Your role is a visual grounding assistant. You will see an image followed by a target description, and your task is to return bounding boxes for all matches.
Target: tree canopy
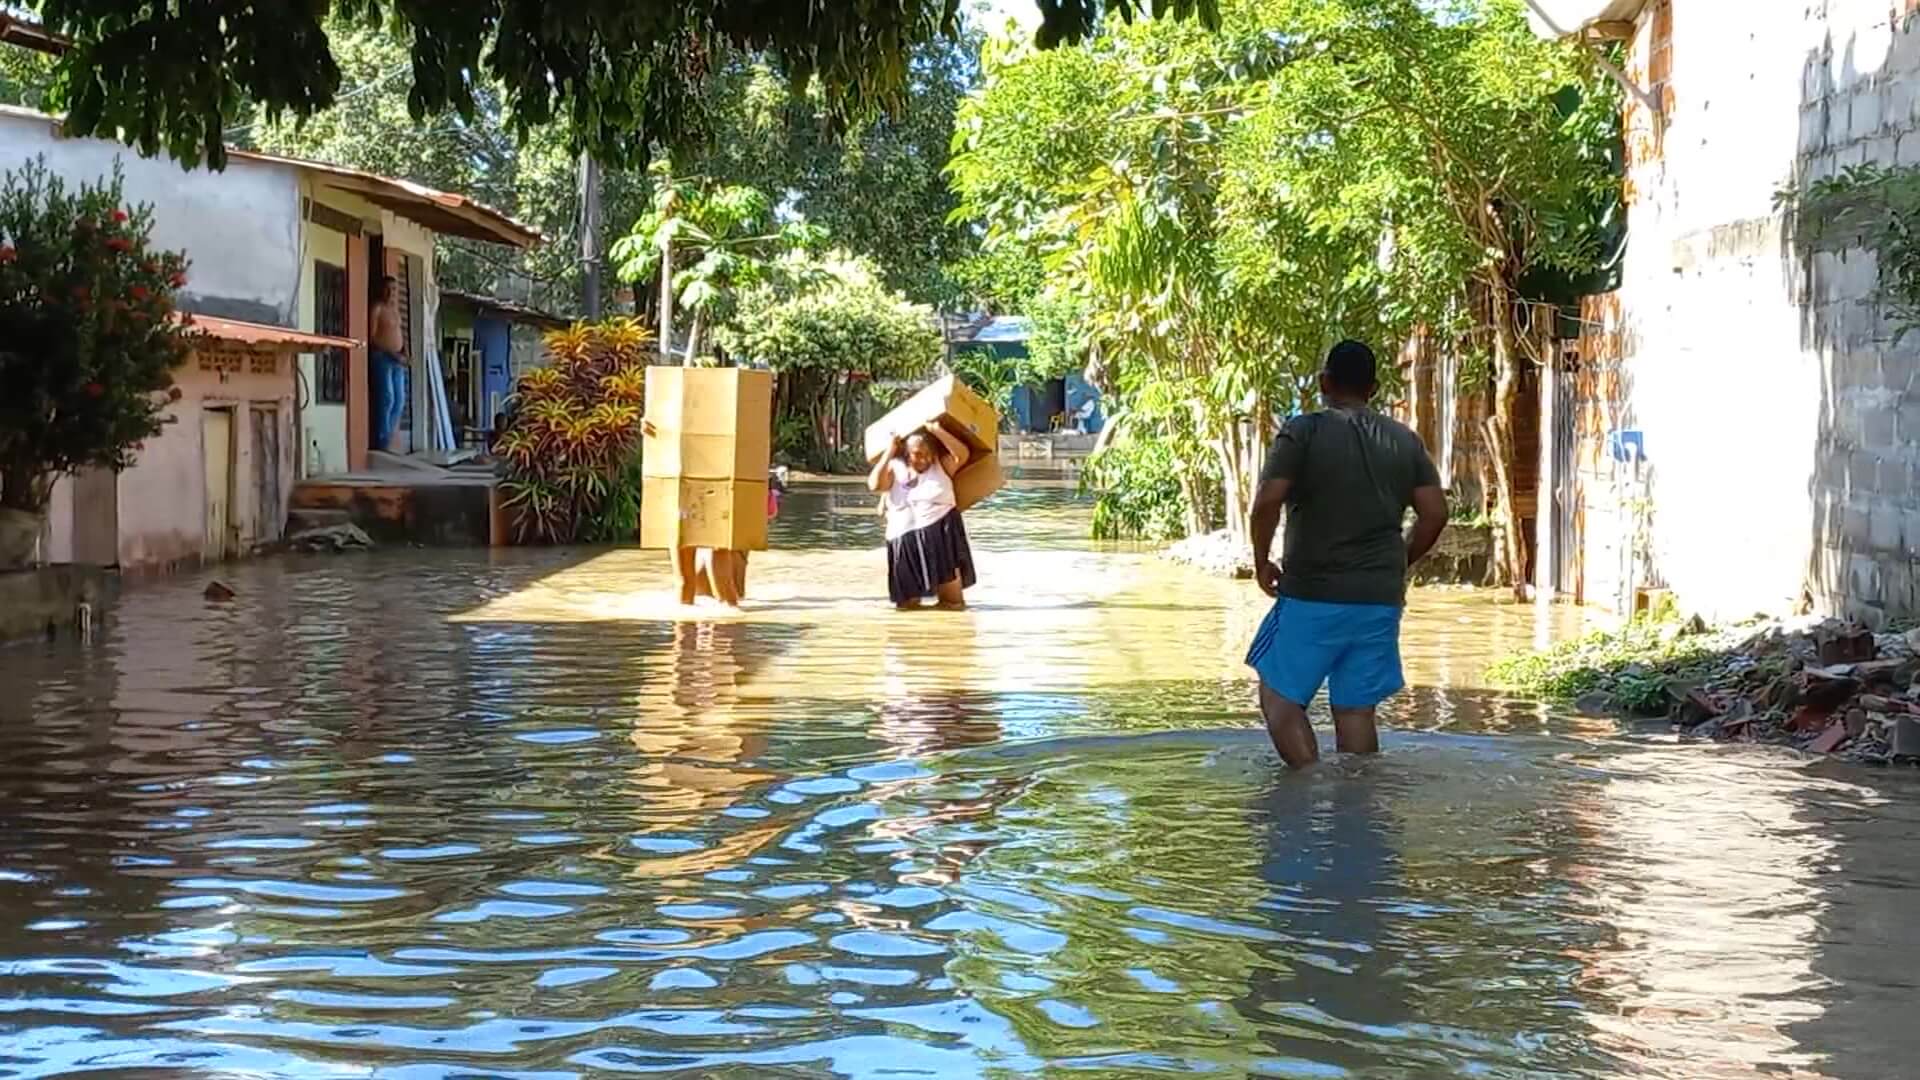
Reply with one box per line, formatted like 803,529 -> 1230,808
222,17 -> 982,314
949,0 -> 1618,550
25,0 -> 1219,171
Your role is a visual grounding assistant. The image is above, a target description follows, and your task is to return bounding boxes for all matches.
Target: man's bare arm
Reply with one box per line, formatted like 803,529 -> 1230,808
1250,476 -> 1291,597
1406,485 -> 1448,567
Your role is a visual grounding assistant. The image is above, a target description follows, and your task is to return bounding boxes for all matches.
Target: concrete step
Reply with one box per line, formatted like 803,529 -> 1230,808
286,507 -> 354,534
289,477 -> 497,546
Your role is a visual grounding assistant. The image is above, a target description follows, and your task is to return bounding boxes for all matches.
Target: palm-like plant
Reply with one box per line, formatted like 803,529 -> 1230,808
497,318 -> 656,543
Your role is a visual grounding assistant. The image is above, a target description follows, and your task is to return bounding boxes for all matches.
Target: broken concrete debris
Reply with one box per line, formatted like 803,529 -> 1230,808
287,523 -> 374,553
1660,617 -> 1920,765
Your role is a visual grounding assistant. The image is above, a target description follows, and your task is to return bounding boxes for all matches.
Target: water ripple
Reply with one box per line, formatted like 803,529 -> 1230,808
1,483 -> 1916,1077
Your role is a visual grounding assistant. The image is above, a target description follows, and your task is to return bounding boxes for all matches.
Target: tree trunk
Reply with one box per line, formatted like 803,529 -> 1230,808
1216,426 -> 1255,550
683,308 -> 704,365
659,235 -> 675,363
807,373 -> 843,472
1483,286 -> 1530,594
1177,468 -> 1211,538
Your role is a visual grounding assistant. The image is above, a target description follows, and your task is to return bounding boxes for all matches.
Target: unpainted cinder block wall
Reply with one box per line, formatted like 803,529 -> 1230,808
1582,0 -> 1920,623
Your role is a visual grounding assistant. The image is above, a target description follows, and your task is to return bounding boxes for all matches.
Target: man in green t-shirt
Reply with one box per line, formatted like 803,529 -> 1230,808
1246,340 -> 1449,768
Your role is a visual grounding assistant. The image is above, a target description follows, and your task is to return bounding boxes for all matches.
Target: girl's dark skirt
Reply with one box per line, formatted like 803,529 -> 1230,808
886,511 -> 976,605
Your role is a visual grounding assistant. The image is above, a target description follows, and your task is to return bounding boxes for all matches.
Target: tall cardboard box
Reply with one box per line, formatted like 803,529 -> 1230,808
640,475 -> 769,550
863,375 -> 1005,511
643,367 -> 773,481
641,366 -> 773,550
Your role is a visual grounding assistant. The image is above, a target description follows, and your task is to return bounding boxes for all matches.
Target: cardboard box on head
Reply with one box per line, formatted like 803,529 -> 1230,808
640,366 -> 774,551
863,376 -> 1005,512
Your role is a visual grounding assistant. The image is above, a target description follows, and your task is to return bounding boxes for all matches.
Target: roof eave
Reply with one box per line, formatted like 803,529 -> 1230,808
0,14 -> 70,56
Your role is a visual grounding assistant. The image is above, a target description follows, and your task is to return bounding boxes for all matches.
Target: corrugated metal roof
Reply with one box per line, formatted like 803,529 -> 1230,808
183,314 -> 358,351
231,149 -> 541,249
440,288 -> 568,327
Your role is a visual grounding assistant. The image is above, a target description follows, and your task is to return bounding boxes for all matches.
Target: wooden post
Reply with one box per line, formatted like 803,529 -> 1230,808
580,151 -> 602,319
345,232 -> 370,472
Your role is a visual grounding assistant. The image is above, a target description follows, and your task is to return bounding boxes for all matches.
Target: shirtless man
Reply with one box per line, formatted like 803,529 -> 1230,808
370,276 -> 408,452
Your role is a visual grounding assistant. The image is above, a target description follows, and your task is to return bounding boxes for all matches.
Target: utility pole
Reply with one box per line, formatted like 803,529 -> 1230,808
579,149 -> 602,319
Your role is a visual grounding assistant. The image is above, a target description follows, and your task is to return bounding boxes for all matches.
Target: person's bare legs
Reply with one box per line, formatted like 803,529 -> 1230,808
705,549 -> 743,608
1331,707 -> 1380,754
673,547 -> 699,606
934,574 -> 966,610
730,550 -> 749,601
1259,682 -> 1319,769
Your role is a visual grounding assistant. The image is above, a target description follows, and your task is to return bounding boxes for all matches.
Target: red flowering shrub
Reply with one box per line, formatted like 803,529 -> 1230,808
0,157 -> 193,513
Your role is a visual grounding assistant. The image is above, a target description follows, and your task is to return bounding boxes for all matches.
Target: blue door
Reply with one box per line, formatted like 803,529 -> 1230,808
474,316 -> 513,431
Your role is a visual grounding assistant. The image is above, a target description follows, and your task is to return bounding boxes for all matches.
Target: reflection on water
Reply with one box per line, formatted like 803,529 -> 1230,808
3,482 -> 1919,1078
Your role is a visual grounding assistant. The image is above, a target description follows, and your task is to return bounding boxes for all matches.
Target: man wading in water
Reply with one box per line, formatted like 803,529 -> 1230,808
1246,340 -> 1449,768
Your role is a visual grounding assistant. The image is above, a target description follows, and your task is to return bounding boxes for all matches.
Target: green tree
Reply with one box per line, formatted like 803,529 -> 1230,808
950,0 -> 1616,563
952,6 -> 1422,542
237,19 -> 982,313
721,253 -> 941,469
0,158 -> 193,558
26,0 -> 1213,170
610,172 -> 827,364
1292,0 -> 1619,586
683,39 -> 984,304
0,36 -> 56,109
241,18 -> 647,316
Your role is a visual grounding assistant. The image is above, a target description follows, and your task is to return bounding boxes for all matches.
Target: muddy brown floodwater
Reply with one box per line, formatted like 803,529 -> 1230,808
4,480 -> 1920,1078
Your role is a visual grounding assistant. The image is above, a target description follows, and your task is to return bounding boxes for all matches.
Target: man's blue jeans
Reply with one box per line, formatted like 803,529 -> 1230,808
371,350 -> 407,451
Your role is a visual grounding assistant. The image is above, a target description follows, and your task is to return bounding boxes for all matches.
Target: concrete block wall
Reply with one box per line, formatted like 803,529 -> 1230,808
1586,0 -> 1920,622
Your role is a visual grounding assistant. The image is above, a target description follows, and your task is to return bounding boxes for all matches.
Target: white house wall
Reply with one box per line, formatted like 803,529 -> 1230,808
0,108 -> 303,327
1582,1 -> 1920,622
297,218 -> 351,478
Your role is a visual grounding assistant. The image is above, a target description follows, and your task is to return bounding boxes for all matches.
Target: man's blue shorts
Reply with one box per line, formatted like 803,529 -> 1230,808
1245,596 -> 1405,710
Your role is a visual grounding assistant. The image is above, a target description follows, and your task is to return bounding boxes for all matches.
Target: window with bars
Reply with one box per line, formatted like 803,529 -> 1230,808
314,261 -> 348,404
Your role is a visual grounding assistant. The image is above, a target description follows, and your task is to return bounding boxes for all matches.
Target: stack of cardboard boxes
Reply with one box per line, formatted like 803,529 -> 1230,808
863,375 -> 1006,510
641,367 -> 774,551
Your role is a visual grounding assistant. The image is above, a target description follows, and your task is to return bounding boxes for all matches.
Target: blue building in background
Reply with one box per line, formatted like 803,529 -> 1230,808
440,290 -> 567,445
955,316 -> 1104,435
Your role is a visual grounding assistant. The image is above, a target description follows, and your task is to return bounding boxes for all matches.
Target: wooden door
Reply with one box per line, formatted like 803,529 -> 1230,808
252,405 -> 283,543
203,408 -> 233,560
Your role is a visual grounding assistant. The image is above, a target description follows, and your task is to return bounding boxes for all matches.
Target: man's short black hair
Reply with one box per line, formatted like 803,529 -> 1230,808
1324,339 -> 1377,392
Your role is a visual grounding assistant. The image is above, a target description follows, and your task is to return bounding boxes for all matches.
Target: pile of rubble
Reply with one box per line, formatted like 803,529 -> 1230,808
1666,617 -> 1920,765
1163,530 -> 1254,579
287,523 -> 374,554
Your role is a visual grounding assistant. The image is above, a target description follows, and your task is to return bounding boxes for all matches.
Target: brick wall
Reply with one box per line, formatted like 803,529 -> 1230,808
1393,327 -> 1491,515
1575,0 -> 1920,622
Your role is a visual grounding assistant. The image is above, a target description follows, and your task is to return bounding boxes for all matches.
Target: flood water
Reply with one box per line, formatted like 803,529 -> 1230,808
4,481 -> 1920,1078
